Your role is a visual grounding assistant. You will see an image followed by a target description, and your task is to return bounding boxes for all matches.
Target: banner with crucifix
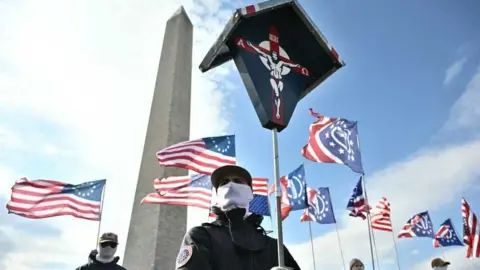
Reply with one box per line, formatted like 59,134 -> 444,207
200,0 -> 345,131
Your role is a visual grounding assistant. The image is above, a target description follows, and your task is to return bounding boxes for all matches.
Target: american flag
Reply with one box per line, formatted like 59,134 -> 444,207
433,218 -> 463,248
210,177 -> 271,216
153,175 -> 192,192
370,197 -> 393,232
462,198 -> 480,258
301,108 -> 364,174
398,211 -> 435,239
142,174 -> 212,209
268,164 -> 308,220
6,178 -> 106,221
156,135 -> 236,175
144,175 -> 270,216
346,177 -> 370,219
300,187 -> 336,224
268,175 -> 291,220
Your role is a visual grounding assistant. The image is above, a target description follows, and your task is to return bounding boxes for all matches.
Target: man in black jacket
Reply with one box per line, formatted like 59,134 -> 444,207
175,165 -> 301,270
76,232 -> 126,270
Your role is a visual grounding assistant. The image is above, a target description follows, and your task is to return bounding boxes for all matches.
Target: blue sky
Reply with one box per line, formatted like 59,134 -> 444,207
0,0 -> 479,269
226,0 -> 480,269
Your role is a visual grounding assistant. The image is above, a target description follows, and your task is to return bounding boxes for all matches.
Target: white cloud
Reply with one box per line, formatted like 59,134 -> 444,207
444,57 -> 468,85
0,125 -> 24,152
0,165 -> 16,197
289,139 -> 480,269
289,69 -> 480,270
42,144 -> 60,156
0,0 -> 236,268
444,68 -> 480,131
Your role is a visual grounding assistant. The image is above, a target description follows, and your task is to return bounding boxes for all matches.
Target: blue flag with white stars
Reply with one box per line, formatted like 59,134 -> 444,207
398,211 -> 435,238
433,218 -> 464,248
282,164 -> 308,211
202,135 -> 236,157
301,187 -> 336,224
63,179 -> 106,202
302,110 -> 364,174
250,195 -> 270,216
318,119 -> 363,174
6,178 -> 106,221
157,135 -> 236,175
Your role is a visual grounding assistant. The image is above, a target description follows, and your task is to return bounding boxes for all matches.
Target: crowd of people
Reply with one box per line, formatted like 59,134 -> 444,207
75,165 -> 452,270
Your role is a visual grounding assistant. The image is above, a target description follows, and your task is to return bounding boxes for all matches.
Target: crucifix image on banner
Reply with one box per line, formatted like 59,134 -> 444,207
235,26 -> 310,125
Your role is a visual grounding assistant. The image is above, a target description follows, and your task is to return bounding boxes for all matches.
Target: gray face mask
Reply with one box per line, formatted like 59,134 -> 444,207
98,246 -> 117,259
352,267 -> 364,270
216,182 -> 253,211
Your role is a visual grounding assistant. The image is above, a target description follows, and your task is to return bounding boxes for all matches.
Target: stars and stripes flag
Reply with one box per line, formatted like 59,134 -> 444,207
300,187 -> 336,224
346,177 -> 370,219
301,108 -> 364,174
209,177 -> 270,217
144,174 -> 271,216
370,197 -> 393,232
268,164 -> 308,220
398,211 -> 435,239
142,174 -> 212,209
6,178 -> 106,221
156,135 -> 236,175
462,198 -> 480,258
433,218 -> 463,248
152,175 -> 194,192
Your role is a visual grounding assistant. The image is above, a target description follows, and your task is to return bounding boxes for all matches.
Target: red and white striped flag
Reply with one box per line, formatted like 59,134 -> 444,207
142,174 -> 212,209
6,178 -> 105,221
153,175 -> 192,192
462,198 -> 480,258
397,214 -> 423,238
370,197 -> 393,232
156,135 -> 236,175
433,224 -> 449,248
267,176 -> 292,221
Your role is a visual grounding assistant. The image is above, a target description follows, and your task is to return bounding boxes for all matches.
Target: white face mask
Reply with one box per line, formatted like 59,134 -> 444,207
216,182 -> 253,211
98,246 -> 117,259
433,267 -> 448,270
352,267 -> 364,270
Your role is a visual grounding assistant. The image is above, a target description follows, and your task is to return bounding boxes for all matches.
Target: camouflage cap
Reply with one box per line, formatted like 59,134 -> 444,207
99,232 -> 118,243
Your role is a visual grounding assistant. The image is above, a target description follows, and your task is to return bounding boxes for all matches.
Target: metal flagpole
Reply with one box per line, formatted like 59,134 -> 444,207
390,232 -> 402,269
334,223 -> 347,270
440,247 -> 446,260
308,221 -> 317,270
361,175 -> 377,270
267,191 -> 275,233
95,183 -> 107,245
272,128 -> 285,267
370,225 -> 381,270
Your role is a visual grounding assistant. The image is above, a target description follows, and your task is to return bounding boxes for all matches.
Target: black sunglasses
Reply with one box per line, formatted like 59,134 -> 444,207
219,177 -> 247,187
100,242 -> 118,248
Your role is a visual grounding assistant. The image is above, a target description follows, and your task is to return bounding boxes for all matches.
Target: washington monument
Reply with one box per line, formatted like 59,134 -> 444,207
123,6 -> 193,270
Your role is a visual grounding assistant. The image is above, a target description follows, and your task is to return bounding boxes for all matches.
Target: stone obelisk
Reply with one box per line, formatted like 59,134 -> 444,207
123,6 -> 192,270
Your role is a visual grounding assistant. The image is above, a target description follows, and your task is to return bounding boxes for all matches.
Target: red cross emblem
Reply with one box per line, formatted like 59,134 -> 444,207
235,26 -> 310,125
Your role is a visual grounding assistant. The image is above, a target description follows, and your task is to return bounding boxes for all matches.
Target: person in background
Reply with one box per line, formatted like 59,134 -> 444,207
175,165 -> 300,270
431,257 -> 450,269
75,232 -> 126,270
349,258 -> 365,270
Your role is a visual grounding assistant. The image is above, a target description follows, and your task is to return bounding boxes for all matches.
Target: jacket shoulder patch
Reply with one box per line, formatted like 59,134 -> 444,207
176,245 -> 193,268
